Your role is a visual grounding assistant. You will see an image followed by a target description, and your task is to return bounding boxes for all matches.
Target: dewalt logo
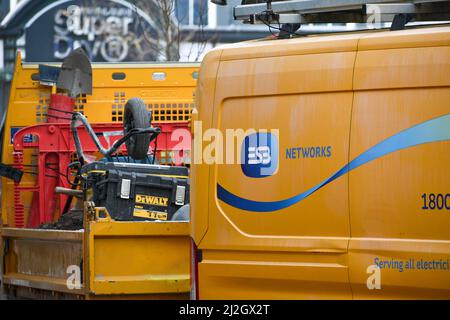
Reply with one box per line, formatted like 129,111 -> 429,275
135,194 -> 169,207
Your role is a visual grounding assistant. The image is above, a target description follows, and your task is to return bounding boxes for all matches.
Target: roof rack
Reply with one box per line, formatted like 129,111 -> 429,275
232,0 -> 450,27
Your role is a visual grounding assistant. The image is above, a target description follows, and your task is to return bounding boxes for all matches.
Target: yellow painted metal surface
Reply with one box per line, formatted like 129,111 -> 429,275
1,228 -> 85,296
86,219 -> 190,297
348,31 -> 450,299
192,26 -> 450,299
1,54 -> 198,228
1,213 -> 192,298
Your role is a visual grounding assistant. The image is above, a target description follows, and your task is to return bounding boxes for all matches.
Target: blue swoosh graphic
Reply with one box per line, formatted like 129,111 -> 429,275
217,114 -> 450,212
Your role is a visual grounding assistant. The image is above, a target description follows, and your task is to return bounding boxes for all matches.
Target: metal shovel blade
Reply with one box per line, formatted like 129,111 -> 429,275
56,48 -> 93,97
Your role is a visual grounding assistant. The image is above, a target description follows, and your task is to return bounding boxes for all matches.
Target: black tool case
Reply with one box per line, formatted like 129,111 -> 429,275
81,162 -> 189,221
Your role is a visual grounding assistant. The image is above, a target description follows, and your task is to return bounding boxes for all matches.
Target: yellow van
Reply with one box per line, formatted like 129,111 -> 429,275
191,25 -> 450,299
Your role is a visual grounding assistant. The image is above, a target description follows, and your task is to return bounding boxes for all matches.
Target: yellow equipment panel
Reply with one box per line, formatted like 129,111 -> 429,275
86,213 -> 190,298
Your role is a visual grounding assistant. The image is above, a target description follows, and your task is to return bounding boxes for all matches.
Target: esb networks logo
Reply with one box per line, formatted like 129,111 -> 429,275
241,132 -> 279,178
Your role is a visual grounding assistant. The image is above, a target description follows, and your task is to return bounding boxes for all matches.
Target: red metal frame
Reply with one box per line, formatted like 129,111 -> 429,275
12,122 -> 191,228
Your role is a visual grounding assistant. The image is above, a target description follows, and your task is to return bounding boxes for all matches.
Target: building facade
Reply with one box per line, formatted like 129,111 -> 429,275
0,0 -> 267,120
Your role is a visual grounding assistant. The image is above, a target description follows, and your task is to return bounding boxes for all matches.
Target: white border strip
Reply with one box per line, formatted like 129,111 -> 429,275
21,0 -> 157,30
1,0 -> 32,28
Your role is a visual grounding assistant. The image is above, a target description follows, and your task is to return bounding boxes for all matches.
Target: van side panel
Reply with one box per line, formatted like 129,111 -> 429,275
349,33 -> 450,298
191,49 -> 223,245
196,38 -> 358,298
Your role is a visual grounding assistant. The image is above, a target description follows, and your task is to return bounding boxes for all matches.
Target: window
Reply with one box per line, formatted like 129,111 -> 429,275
176,0 -> 208,26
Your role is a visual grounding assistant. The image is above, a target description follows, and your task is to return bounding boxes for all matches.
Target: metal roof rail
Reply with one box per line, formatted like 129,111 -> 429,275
231,0 -> 450,28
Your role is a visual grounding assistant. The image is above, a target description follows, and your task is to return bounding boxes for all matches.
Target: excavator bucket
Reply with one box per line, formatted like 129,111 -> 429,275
56,48 -> 93,97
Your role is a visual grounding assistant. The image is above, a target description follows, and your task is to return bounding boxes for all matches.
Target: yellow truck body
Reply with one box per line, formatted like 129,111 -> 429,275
1,54 -> 198,299
191,26 -> 450,299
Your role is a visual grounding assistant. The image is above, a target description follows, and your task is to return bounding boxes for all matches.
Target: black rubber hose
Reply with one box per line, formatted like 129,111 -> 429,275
71,112 -> 160,162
